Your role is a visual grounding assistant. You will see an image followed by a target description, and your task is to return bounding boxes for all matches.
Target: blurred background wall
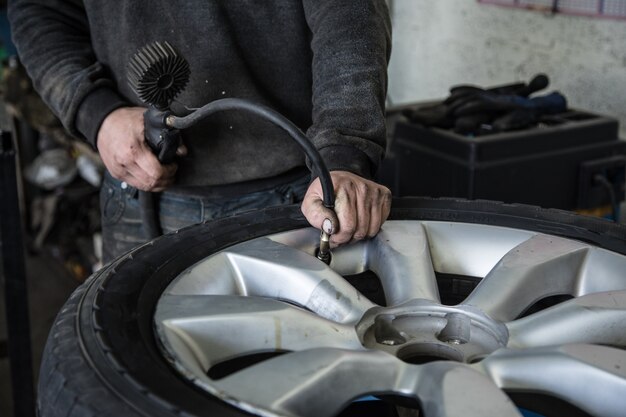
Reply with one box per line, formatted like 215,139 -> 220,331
387,0 -> 626,137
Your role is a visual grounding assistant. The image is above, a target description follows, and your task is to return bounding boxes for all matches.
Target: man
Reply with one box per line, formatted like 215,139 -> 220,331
9,0 -> 392,262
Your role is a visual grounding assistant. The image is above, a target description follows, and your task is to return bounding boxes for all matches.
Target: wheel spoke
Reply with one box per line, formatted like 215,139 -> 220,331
507,290 -> 626,348
368,221 -> 440,305
214,348 -> 402,417
480,344 -> 626,417
577,247 -> 626,294
214,349 -> 521,417
168,237 -> 376,324
422,221 -> 533,278
417,362 -> 522,417
156,294 -> 362,370
463,235 -> 590,321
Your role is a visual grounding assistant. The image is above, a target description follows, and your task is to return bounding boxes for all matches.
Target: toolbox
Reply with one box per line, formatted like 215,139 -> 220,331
380,106 -> 626,211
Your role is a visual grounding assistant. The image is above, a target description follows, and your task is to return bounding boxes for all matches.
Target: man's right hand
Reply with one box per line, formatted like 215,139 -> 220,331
96,107 -> 186,192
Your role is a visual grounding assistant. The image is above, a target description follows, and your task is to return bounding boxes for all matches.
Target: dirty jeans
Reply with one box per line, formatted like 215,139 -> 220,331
99,172 -> 309,264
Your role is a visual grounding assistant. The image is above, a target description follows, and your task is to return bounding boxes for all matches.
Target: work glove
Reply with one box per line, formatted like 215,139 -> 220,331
402,73 -> 565,135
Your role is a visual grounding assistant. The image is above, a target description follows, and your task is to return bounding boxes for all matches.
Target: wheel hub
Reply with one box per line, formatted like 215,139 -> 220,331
358,301 -> 509,364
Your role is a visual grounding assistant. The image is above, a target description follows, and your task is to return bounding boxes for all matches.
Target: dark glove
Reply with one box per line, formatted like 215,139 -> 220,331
402,74 -> 563,135
491,91 -> 568,132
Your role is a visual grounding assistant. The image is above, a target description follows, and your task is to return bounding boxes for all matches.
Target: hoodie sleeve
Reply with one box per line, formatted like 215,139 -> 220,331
302,0 -> 391,179
8,0 -> 127,148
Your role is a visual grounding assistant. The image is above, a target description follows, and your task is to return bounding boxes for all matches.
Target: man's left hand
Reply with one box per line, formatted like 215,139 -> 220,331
301,171 -> 392,247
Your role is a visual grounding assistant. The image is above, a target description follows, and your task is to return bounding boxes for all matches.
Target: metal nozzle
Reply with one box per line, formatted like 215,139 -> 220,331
165,115 -> 177,127
316,230 -> 331,264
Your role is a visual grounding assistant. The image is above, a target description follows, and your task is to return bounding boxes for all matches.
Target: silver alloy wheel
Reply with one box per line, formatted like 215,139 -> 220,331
154,221 -> 626,417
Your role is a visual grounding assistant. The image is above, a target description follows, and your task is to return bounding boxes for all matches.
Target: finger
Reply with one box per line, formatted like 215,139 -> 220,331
109,159 -> 149,190
301,178 -> 339,233
381,187 -> 392,221
149,164 -> 177,191
368,200 -> 383,239
117,169 -> 145,190
351,183 -> 371,242
122,167 -> 175,192
158,164 -> 178,187
367,188 -> 386,238
301,193 -> 339,235
134,147 -> 177,190
331,186 -> 357,247
135,143 -> 164,174
107,164 -> 132,184
150,177 -> 175,192
128,162 -> 175,191
138,169 -> 176,191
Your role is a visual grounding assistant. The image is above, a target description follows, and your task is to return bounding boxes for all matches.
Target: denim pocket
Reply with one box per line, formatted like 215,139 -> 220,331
100,178 -> 125,226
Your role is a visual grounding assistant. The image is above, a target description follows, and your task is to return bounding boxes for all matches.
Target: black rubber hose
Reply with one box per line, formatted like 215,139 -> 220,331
139,191 -> 162,239
169,98 -> 335,209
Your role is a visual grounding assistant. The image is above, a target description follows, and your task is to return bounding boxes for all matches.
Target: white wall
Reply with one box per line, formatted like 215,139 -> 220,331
388,0 -> 626,137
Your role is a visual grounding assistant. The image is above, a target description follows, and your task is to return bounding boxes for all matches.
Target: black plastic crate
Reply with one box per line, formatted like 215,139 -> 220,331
380,107 -> 626,210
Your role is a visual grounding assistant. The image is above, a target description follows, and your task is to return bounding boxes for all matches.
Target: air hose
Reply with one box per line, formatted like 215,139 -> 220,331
127,42 -> 335,247
165,98 -> 335,208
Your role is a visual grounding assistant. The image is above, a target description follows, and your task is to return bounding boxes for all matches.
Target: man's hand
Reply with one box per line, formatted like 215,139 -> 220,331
301,171 -> 392,247
97,107 -> 186,191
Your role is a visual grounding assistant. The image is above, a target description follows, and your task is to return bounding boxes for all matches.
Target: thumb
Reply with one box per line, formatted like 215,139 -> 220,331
301,195 -> 339,236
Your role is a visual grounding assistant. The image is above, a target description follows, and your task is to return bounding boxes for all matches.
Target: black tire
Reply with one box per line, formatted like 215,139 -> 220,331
38,198 -> 626,417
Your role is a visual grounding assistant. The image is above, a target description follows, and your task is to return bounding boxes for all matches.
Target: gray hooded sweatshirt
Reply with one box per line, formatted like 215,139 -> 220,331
9,0 -> 391,191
